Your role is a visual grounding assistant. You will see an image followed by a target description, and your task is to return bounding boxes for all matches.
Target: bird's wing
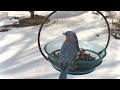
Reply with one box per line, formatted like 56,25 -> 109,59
59,44 -> 71,79
60,42 -> 67,60
60,42 -> 79,66
59,65 -> 68,79
69,44 -> 79,61
59,42 -> 79,79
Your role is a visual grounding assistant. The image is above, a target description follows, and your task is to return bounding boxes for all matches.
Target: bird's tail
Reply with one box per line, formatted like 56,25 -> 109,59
59,63 -> 68,79
59,69 -> 68,79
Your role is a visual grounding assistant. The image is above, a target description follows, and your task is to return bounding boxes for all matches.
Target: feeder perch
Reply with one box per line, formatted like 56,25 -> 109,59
38,11 -> 111,75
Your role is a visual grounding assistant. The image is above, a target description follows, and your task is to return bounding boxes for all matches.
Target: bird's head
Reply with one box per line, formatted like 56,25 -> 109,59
63,31 -> 78,42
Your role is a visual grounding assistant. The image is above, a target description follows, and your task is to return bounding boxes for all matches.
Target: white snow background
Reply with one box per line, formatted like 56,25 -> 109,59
0,11 -> 120,79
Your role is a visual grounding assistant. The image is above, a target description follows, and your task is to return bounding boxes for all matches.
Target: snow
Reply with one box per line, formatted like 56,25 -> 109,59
0,11 -> 120,79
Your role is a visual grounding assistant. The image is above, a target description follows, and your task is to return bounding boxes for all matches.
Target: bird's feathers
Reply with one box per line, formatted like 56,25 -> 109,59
59,31 -> 79,79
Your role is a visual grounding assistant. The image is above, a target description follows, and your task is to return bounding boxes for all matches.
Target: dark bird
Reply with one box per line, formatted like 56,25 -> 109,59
59,31 -> 79,79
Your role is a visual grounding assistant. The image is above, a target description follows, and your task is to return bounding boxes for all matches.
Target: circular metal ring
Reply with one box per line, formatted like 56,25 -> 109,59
38,11 -> 111,60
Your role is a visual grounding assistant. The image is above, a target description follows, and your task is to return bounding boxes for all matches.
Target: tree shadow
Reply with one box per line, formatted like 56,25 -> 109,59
22,73 -> 59,79
0,26 -> 47,73
50,11 -> 88,19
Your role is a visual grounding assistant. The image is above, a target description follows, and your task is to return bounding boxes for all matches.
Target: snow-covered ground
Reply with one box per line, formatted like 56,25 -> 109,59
0,11 -> 120,79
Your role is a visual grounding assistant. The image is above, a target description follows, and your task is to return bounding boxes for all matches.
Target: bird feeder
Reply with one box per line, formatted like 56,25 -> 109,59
38,11 -> 111,75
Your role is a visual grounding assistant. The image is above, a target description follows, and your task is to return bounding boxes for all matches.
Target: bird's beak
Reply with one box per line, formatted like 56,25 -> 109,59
63,33 -> 66,35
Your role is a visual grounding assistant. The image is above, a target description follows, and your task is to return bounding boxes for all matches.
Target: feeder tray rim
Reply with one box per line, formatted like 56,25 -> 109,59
52,65 -> 96,75
44,41 -> 107,62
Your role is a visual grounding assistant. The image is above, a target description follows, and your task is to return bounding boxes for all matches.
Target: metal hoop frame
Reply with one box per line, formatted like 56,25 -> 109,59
38,11 -> 111,60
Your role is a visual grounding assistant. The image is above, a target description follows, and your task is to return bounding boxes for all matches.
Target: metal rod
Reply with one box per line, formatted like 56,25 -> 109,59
96,11 -> 111,55
38,11 -> 57,60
